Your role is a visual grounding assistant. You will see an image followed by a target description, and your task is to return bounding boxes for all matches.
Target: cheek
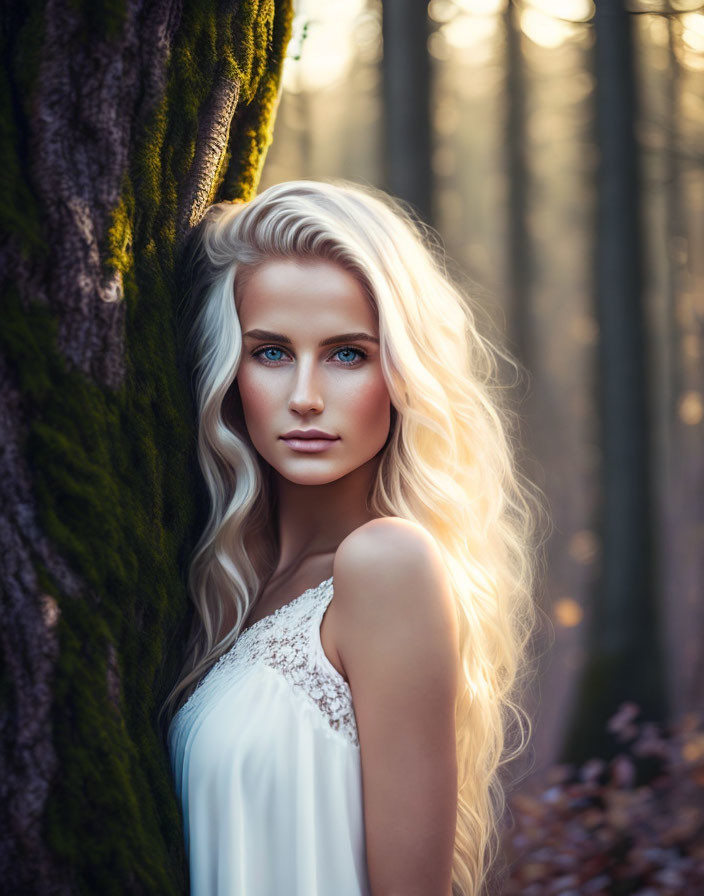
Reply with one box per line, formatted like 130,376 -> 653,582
235,368 -> 276,430
345,372 -> 391,434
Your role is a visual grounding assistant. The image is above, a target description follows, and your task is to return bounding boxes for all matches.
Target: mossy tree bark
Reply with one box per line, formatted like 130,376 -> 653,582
0,1 -> 292,892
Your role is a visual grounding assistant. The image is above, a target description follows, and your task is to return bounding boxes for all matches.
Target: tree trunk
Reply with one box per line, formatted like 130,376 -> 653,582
381,0 -> 433,225
0,1 -> 292,892
562,0 -> 665,763
662,16 -> 704,721
504,0 -> 530,371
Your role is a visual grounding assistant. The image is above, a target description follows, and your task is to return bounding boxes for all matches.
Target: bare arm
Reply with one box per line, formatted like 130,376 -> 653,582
332,517 -> 460,896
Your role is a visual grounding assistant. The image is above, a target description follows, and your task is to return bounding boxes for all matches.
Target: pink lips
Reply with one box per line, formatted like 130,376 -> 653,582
282,429 -> 337,439
280,429 -> 340,453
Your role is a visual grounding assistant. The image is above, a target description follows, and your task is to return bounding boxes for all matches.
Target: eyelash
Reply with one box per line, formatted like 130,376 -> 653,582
251,345 -> 368,366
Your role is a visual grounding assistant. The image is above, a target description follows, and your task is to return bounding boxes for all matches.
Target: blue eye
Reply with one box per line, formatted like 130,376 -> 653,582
335,347 -> 365,364
253,345 -> 288,363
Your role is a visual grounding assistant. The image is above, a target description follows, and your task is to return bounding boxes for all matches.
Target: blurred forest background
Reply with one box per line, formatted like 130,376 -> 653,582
261,0 -> 704,783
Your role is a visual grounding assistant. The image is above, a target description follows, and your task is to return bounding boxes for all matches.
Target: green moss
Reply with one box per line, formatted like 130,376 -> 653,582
104,187 -> 134,274
2,0 -> 293,891
222,0 -> 293,201
0,292 -> 60,401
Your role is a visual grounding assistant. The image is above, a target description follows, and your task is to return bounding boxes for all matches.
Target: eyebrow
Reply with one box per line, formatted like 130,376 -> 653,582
242,329 -> 380,346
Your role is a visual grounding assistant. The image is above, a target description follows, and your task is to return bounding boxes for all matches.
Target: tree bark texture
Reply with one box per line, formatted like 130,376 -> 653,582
0,1 -> 292,892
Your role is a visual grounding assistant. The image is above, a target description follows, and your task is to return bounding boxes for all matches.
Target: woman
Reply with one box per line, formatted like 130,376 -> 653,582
161,180 -> 541,896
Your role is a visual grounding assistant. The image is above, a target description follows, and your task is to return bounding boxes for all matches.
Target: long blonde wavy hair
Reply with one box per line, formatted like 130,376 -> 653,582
160,179 -> 544,896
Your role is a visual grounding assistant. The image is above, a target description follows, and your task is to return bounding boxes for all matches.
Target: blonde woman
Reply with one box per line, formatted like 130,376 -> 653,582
162,180 -> 541,896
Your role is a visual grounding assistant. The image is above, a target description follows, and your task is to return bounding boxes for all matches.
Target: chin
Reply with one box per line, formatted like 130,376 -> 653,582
273,462 -> 354,487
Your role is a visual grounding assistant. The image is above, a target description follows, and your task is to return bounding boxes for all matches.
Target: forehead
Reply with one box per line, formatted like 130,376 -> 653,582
236,258 -> 377,333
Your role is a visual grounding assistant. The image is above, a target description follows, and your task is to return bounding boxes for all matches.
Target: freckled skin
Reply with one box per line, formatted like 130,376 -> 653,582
235,258 -> 391,487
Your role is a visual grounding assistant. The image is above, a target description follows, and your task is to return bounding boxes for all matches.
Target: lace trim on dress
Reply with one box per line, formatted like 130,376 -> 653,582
172,577 -> 359,748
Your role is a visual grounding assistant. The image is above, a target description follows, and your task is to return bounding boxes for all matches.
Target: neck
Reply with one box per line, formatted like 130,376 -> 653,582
271,454 -> 382,578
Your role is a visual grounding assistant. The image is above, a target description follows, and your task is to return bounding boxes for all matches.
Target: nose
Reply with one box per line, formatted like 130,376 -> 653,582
288,356 -> 324,415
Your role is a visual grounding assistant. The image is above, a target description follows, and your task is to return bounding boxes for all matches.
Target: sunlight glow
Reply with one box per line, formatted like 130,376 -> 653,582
442,12 -> 501,51
682,12 -> 704,53
453,0 -> 505,13
525,0 -> 595,22
678,391 -> 704,425
680,47 -> 704,72
428,0 -> 457,23
683,734 -> 704,762
672,0 -> 704,10
520,7 -> 583,48
554,597 -> 584,628
569,530 -> 599,565
282,0 -> 368,92
645,14 -> 670,47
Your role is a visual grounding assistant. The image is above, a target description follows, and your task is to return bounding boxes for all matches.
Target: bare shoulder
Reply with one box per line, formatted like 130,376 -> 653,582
335,515 -> 445,583
331,516 -> 458,676
330,517 -> 460,895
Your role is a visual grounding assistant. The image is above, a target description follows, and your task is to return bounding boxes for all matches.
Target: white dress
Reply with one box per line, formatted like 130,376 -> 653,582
167,576 -> 372,895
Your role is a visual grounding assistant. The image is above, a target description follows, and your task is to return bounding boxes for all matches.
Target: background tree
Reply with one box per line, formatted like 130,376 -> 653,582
381,0 -> 433,224
563,0 -> 665,762
0,1 -> 292,892
661,11 -> 704,725
504,0 -> 530,372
